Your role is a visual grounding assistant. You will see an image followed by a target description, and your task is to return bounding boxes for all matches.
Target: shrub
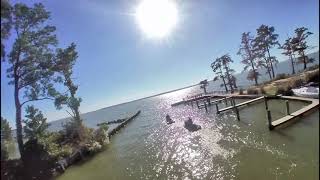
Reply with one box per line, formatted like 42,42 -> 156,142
305,64 -> 319,71
94,125 -> 109,146
274,73 -> 289,81
288,78 -> 304,88
304,69 -> 319,83
239,88 -> 244,95
247,87 -> 259,95
259,86 -> 266,94
1,144 -> 9,160
61,120 -> 94,144
276,86 -> 293,96
38,132 -> 73,160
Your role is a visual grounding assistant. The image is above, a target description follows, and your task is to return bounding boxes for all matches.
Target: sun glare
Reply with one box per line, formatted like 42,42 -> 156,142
135,0 -> 178,39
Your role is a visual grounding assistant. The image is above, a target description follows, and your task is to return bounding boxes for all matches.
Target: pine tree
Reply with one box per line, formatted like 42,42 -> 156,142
238,32 -> 260,85
4,3 -> 60,160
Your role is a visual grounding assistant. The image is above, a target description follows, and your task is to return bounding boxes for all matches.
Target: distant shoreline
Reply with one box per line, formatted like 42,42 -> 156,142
90,83 -> 199,112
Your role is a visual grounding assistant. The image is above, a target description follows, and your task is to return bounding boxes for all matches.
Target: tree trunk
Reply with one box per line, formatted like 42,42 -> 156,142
264,57 -> 272,80
14,78 -> 24,161
266,47 -> 275,78
289,54 -> 295,74
302,51 -> 307,70
219,68 -> 229,93
224,66 -> 234,93
203,86 -> 207,94
249,60 -> 258,85
248,48 -> 258,85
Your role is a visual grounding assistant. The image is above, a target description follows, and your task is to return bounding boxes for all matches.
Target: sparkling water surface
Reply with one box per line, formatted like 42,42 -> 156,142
55,87 -> 319,180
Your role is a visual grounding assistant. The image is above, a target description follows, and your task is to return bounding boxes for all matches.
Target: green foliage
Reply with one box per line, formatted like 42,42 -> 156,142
259,86 -> 266,94
288,78 -> 304,88
253,25 -> 280,78
239,88 -> 244,95
94,127 -> 109,146
276,86 -> 293,96
238,32 -> 260,85
305,64 -> 319,71
199,79 -> 208,94
38,132 -> 73,160
3,2 -> 62,158
291,27 -> 313,69
61,120 -> 94,144
246,87 -> 259,95
211,57 -> 229,92
23,105 -> 49,140
274,73 -> 289,81
1,117 -> 12,141
1,144 -> 9,160
304,69 -> 319,83
280,37 -> 296,74
247,69 -> 260,82
1,0 -> 12,59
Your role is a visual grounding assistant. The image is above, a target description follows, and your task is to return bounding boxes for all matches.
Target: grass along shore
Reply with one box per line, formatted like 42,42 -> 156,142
239,65 -> 319,96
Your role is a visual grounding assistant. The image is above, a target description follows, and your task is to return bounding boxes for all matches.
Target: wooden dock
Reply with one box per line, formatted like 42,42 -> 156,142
269,96 -> 319,129
217,96 -> 264,113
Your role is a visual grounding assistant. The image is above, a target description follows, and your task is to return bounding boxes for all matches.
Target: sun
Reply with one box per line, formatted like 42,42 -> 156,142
135,0 -> 178,39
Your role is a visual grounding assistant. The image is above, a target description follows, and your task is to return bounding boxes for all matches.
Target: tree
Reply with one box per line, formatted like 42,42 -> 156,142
238,32 -> 260,85
1,117 -> 12,161
291,27 -> 313,70
4,3 -> 60,160
23,105 -> 49,140
253,25 -> 280,78
211,58 -> 228,92
199,79 -> 208,94
220,54 -> 237,93
54,43 -> 87,142
281,37 -> 296,74
1,117 -> 12,141
1,0 -> 12,59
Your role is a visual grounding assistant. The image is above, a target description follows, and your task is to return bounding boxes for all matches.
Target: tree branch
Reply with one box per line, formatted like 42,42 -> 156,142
20,97 -> 54,107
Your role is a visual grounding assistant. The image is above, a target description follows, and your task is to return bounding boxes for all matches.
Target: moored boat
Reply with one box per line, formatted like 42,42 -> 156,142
292,86 -> 319,99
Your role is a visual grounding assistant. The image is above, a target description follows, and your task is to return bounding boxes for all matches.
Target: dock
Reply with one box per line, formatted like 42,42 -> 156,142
217,96 -> 265,113
269,96 -> 319,129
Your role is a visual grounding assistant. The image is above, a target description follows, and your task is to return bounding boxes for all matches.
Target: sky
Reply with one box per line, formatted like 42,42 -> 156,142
1,0 -> 319,128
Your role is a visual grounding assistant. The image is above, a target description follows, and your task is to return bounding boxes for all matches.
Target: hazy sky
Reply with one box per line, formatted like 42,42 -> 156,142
1,0 -> 319,127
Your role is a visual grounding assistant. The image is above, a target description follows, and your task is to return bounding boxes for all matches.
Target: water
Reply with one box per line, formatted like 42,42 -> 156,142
56,88 -> 319,180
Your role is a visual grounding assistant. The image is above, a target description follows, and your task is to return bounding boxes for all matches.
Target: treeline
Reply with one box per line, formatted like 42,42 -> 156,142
1,1 -> 108,179
210,24 -> 315,91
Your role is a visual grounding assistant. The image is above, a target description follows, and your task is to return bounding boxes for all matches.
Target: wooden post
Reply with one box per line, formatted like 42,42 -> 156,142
196,101 -> 199,109
204,102 -> 208,112
191,101 -> 193,108
267,110 -> 274,130
224,97 -> 228,106
235,107 -> 240,121
285,100 -> 290,115
230,97 -> 239,120
207,98 -> 211,106
215,103 -> 219,114
264,96 -> 268,110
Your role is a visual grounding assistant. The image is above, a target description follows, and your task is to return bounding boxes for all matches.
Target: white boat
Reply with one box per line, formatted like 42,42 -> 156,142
292,86 -> 319,99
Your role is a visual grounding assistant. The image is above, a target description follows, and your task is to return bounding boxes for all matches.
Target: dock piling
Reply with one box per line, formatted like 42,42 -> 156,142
267,110 -> 274,130
215,103 -> 219,114
204,102 -> 208,112
196,101 -> 199,109
207,98 -> 211,106
285,100 -> 290,115
230,98 -> 240,121
264,96 -> 268,110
